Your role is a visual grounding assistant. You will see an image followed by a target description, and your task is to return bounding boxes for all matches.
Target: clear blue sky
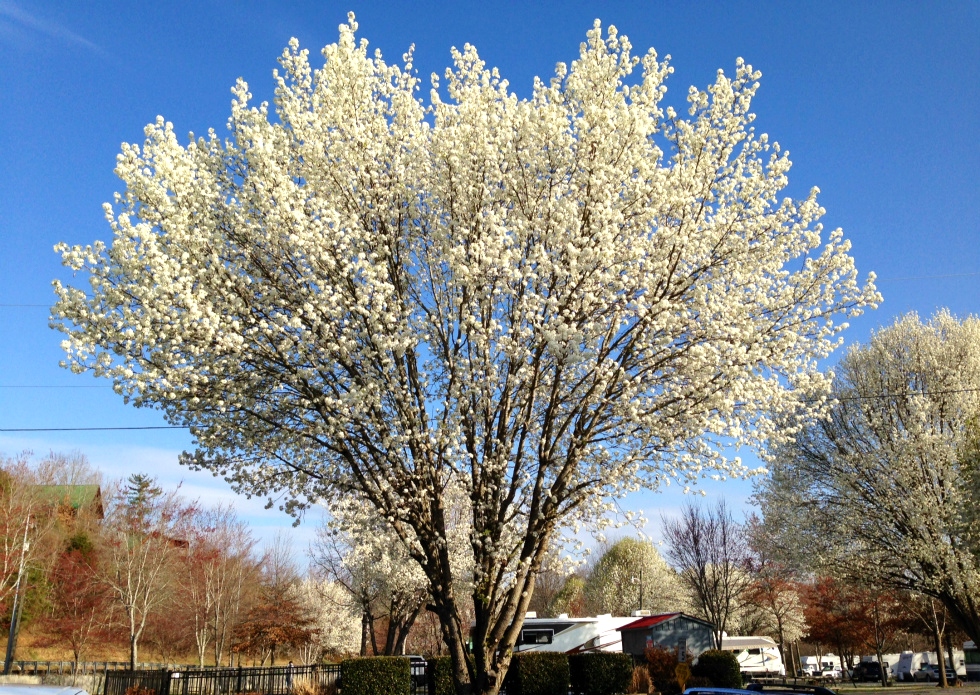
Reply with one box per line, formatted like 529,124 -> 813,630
0,1 -> 978,552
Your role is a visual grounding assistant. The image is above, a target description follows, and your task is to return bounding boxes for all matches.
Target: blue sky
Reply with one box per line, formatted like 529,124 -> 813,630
0,1 -> 978,554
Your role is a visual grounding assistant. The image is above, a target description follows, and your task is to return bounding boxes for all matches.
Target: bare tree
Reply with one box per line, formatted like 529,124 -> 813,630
662,501 -> 752,647
182,505 -> 259,666
100,474 -> 193,668
234,533 -> 314,665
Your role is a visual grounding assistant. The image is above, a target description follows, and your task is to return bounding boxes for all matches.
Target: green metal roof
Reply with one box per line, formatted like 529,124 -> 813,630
36,484 -> 102,509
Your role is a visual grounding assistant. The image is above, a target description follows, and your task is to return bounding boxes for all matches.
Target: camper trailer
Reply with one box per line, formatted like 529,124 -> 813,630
964,642 -> 978,681
894,650 -> 967,681
721,636 -> 786,678
800,654 -> 843,677
515,613 -> 638,653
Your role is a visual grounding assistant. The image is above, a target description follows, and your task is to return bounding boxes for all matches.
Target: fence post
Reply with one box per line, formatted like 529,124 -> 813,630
236,666 -> 243,695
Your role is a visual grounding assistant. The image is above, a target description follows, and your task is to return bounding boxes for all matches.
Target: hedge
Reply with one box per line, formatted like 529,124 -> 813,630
340,656 -> 411,695
427,656 -> 455,695
506,652 -> 570,695
691,650 -> 742,688
568,653 -> 633,695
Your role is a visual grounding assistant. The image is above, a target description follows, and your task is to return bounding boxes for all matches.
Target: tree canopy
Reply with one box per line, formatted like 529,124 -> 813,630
757,311 -> 980,645
53,15 -> 876,695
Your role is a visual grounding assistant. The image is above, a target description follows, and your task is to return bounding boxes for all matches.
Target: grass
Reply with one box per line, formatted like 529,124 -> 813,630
833,683 -> 980,695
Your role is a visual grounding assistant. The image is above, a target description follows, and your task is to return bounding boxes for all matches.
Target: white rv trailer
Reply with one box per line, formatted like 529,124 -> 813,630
515,614 -> 638,653
721,636 -> 786,677
894,649 -> 967,681
965,642 -> 978,681
800,654 -> 841,676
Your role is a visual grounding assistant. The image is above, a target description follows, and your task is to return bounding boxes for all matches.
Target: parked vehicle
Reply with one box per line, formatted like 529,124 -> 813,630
966,641 -> 979,681
851,661 -> 888,682
722,636 -> 786,678
819,667 -> 841,680
912,664 -> 957,683
684,685 -> 838,695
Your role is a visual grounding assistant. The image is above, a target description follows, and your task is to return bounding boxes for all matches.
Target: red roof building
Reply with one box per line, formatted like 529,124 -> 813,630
617,612 -> 715,660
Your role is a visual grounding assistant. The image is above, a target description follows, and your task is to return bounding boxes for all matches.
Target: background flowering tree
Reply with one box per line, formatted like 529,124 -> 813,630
52,16 -> 876,695
757,312 -> 980,646
582,537 -> 685,617
311,498 -> 431,656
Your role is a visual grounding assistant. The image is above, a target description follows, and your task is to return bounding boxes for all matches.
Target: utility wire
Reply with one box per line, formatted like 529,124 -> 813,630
875,271 -> 980,281
5,388 -> 980,432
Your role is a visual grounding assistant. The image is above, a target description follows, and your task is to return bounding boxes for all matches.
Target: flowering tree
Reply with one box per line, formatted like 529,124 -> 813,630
757,312 -> 980,646
52,16 -> 876,695
311,499 -> 431,656
296,577 -> 360,661
583,537 -> 685,617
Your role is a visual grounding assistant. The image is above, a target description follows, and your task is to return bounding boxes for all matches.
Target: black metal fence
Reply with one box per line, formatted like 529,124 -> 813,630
104,662 -> 429,695
7,661 -> 187,675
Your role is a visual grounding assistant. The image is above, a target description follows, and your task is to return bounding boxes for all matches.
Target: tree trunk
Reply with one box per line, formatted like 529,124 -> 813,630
129,634 -> 138,670
941,591 -> 980,648
429,585 -> 475,695
931,602 -> 948,688
393,601 -> 423,656
944,631 -> 957,681
360,613 -> 370,657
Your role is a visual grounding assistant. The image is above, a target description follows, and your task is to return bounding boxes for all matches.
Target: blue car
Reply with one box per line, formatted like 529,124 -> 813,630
684,684 -> 838,695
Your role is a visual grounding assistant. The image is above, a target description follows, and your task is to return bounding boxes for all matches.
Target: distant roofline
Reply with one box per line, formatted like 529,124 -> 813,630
617,612 -> 715,631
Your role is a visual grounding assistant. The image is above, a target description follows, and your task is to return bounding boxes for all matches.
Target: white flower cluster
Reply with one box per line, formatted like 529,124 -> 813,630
52,15 -> 877,685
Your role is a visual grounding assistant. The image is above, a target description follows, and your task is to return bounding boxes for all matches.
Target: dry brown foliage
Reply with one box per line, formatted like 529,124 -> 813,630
628,665 -> 652,694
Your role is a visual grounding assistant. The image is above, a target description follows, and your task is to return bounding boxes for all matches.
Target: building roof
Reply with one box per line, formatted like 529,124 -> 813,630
617,612 -> 715,631
721,636 -> 779,650
37,484 -> 102,509
36,484 -> 104,519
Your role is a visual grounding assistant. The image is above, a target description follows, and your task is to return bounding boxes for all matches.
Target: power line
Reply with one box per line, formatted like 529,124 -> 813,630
0,304 -> 50,307
832,387 -> 980,401
875,272 -> 980,282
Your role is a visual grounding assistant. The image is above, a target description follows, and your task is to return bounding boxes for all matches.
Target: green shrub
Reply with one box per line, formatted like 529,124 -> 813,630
427,656 -> 455,695
340,656 -> 411,695
691,650 -> 742,688
506,652 -> 570,695
569,653 -> 634,695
